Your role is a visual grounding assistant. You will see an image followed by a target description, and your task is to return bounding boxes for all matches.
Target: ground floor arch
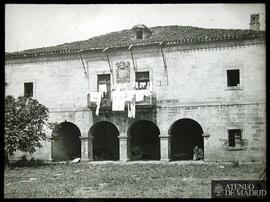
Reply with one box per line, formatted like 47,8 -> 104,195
128,120 -> 160,160
51,121 -> 81,161
169,118 -> 204,161
90,121 -> 119,160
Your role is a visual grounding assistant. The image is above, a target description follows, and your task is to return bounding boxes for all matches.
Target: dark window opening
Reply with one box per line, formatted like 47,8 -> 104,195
24,82 -> 33,97
251,14 -> 259,22
136,71 -> 149,90
228,129 -> 242,147
97,74 -> 110,99
136,30 -> 143,39
227,69 -> 240,87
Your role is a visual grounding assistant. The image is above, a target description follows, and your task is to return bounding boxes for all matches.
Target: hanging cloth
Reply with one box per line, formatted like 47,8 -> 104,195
128,94 -> 136,118
95,92 -> 102,115
89,92 -> 102,115
112,91 -> 126,111
135,90 -> 145,102
90,92 -> 102,102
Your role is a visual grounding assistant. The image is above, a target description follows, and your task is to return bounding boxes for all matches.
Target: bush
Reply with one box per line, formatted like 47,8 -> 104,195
9,156 -> 47,167
5,95 -> 49,156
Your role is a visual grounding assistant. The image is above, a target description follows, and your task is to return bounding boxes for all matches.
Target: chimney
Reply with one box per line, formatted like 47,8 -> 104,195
250,14 -> 260,31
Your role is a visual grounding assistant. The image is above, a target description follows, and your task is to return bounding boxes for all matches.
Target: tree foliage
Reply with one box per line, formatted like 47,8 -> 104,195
5,95 -> 49,156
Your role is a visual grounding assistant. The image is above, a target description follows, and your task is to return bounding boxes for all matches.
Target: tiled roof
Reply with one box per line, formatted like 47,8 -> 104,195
5,25 -> 265,58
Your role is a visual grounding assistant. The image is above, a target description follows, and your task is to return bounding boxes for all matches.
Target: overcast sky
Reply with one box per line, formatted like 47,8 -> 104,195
5,4 -> 265,53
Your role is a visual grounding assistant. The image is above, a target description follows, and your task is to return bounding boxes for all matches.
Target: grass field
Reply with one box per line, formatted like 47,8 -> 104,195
4,161 -> 265,198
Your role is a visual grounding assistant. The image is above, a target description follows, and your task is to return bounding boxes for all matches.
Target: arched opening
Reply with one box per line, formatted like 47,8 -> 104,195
90,121 -> 119,161
128,120 -> 160,160
169,118 -> 204,161
52,121 -> 81,161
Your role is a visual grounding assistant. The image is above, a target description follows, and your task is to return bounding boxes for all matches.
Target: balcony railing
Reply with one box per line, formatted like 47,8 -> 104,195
87,90 -> 156,109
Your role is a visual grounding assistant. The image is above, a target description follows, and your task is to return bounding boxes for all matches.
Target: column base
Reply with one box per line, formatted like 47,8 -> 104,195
119,159 -> 130,162
160,159 -> 170,162
80,158 -> 91,162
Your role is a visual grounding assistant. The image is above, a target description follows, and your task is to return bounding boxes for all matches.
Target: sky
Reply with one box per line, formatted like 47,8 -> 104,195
5,4 -> 265,53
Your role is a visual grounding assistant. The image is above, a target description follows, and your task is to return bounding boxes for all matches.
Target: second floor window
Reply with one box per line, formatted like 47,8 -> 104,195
136,71 -> 149,90
97,74 -> 110,99
24,82 -> 33,98
227,69 -> 240,87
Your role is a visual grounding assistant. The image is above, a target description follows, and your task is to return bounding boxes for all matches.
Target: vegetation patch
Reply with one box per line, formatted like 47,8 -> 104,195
4,162 -> 265,198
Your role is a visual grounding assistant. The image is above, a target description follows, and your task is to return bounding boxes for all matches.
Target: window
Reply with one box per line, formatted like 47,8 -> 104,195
24,82 -> 33,97
97,74 -> 110,99
136,30 -> 143,39
227,69 -> 240,87
136,71 -> 149,90
228,129 -> 242,147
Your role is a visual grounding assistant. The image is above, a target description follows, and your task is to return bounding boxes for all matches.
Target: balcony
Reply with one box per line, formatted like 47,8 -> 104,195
87,90 -> 156,110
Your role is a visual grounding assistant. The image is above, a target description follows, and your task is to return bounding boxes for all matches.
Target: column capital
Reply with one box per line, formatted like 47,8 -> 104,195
118,135 -> 129,139
159,135 -> 171,138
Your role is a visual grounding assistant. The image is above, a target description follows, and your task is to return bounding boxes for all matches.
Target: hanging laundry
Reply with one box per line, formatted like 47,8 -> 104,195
98,84 -> 107,98
115,83 -> 128,91
112,97 -> 125,111
112,90 -> 126,111
143,89 -> 151,97
90,92 -> 102,102
135,90 -> 145,102
89,92 -> 102,115
126,90 -> 135,102
98,84 -> 107,92
128,95 -> 136,118
95,93 -> 101,115
147,82 -> 153,91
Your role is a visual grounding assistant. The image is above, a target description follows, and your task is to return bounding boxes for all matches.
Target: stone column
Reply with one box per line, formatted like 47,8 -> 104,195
118,135 -> 130,162
202,132 -> 210,161
47,137 -> 53,162
159,135 -> 171,162
88,135 -> 94,161
80,136 -> 93,161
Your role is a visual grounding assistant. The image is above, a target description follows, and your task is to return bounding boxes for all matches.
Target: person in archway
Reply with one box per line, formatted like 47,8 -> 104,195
193,146 -> 204,160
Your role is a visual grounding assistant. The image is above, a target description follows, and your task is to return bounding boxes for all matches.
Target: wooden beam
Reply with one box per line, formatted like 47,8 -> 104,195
128,45 -> 136,71
160,42 -> 169,85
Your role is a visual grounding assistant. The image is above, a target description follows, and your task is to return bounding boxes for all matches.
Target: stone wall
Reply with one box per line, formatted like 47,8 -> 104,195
5,37 -> 266,162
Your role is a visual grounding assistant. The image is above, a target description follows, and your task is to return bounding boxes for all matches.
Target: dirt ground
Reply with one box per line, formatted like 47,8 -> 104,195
4,161 -> 265,198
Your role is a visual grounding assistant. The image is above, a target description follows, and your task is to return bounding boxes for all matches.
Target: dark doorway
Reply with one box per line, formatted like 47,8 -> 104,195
128,120 -> 160,160
170,118 -> 204,161
52,122 -> 81,161
90,121 -> 119,161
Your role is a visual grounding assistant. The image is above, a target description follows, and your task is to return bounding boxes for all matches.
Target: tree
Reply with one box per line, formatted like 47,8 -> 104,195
5,95 -> 49,156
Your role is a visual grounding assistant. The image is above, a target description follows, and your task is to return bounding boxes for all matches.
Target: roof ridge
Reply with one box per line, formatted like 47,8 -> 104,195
5,24 -> 265,57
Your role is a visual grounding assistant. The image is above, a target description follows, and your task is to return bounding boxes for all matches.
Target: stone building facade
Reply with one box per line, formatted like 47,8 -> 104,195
5,16 -> 266,162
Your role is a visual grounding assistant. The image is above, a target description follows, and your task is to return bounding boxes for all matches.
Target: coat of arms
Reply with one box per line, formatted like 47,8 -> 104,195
116,61 -> 130,83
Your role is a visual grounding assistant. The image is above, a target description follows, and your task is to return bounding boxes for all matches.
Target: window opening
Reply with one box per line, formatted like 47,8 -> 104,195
227,69 -> 240,87
24,82 -> 33,97
135,71 -> 149,90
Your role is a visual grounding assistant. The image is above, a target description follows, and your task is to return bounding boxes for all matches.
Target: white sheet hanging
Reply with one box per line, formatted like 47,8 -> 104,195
128,101 -> 135,118
112,91 -> 126,111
